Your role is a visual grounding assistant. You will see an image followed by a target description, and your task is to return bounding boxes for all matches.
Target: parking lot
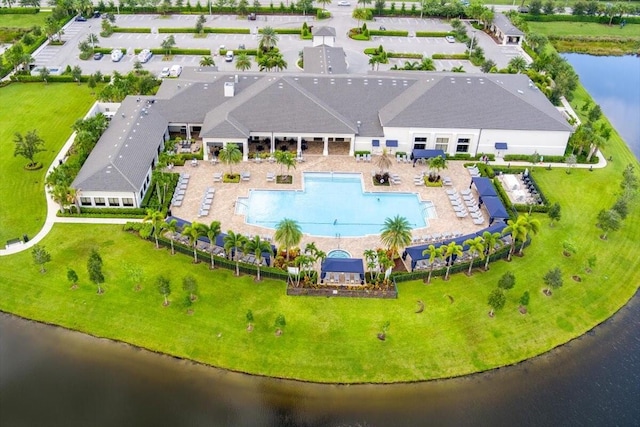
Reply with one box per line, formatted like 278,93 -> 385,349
32,11 -> 526,76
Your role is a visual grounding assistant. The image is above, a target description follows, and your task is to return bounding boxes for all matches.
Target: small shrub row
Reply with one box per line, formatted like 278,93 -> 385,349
149,48 -> 212,55
522,14 -> 640,25
387,52 -> 423,59
263,28 -> 302,35
415,31 -> 453,38
10,74 -> 110,83
503,154 -> 565,163
58,212 -> 146,218
369,30 -> 409,37
113,27 -> 151,33
354,150 -> 371,156
156,27 -> 250,34
0,7 -> 39,14
432,53 -> 469,60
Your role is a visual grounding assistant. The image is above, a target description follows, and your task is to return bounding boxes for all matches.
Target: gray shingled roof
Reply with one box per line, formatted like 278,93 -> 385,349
313,26 -> 336,37
303,45 -> 348,74
493,13 -> 525,36
72,97 -> 167,192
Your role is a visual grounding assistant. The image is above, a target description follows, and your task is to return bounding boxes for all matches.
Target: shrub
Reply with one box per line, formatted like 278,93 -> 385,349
415,31 -> 453,38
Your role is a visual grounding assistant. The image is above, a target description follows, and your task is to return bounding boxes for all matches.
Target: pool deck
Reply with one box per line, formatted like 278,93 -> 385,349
169,155 -> 488,267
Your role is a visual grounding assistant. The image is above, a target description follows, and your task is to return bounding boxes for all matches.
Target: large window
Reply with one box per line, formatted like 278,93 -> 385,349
94,197 -> 106,206
435,137 -> 449,152
108,198 -> 121,206
123,198 -> 134,207
456,138 -> 470,153
413,137 -> 427,150
80,197 -> 92,206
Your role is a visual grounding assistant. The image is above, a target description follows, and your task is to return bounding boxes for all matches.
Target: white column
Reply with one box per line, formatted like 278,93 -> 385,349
323,137 -> 329,156
349,135 -> 355,156
243,141 -> 249,161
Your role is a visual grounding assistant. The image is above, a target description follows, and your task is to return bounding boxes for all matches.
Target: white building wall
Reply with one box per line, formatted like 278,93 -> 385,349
79,190 -> 140,208
477,129 -> 570,157
382,127 -> 482,156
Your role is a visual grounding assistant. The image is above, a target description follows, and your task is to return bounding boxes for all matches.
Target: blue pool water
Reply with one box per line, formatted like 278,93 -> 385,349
237,172 -> 435,237
327,249 -> 351,258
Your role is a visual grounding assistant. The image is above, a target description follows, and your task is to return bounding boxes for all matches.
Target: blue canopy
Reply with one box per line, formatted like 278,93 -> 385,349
320,258 -> 365,280
495,142 -> 508,150
404,234 -> 476,270
372,139 -> 380,147
411,149 -> 446,163
386,140 -> 398,147
476,221 -> 507,237
471,177 -> 498,198
165,216 -> 190,230
480,196 -> 510,222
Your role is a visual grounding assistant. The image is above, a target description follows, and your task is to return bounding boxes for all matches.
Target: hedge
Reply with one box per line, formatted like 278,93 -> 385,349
10,75 -> 106,83
262,28 -> 302,35
415,31 -> 453,38
369,30 -> 409,37
387,52 -> 423,59
58,211 -> 146,218
521,14 -> 640,25
432,53 -> 470,60
157,27 -> 250,34
503,154 -> 566,163
113,27 -> 151,33
0,7 -> 39,14
149,48 -> 212,55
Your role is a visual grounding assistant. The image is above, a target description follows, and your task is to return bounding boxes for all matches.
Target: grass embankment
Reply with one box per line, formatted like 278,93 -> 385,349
0,83 -> 97,244
0,12 -> 50,29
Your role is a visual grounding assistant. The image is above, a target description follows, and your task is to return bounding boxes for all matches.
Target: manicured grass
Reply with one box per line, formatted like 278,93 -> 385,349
527,21 -> 640,39
0,83 -> 97,244
0,12 -> 51,29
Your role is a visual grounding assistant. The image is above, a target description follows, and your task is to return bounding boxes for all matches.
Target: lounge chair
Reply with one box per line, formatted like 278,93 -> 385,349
453,205 -> 466,212
460,189 -> 472,196
213,172 -> 222,182
473,217 -> 484,225
241,171 -> 251,181
456,212 -> 468,218
445,189 -> 457,195
266,172 -> 276,182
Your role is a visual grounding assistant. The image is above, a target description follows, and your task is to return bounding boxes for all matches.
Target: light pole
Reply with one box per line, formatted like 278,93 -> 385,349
469,30 -> 476,51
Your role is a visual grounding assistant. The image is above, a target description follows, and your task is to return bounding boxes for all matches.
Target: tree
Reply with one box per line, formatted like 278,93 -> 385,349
164,218 -> 178,255
39,66 -> 50,83
375,148 -> 392,175
32,245 -> 51,273
274,218 -> 302,262
235,52 -> 252,71
182,275 -> 198,301
274,313 -> 286,334
223,230 -> 247,276
182,221 -> 204,263
418,56 -> 435,71
87,248 -> 105,294
548,202 -> 561,226
200,55 -> 215,66
246,309 -> 254,329
508,56 -> 528,74
143,208 -> 165,249
317,0 -> 331,11
525,32 -> 548,54
482,231 -> 502,270
519,291 -> 530,307
442,241 -> 463,280
195,14 -> 206,33
14,129 -> 45,167
481,59 -> 496,73
621,164 -> 638,191
421,244 -> 442,284
257,49 -> 287,72
487,288 -> 506,316
259,26 -> 279,52
124,263 -> 144,291
498,271 -> 516,291
156,275 -> 171,305
380,215 -> 412,258
464,236 -> 485,276
427,155 -> 447,179
203,220 -> 221,269
543,267 -> 563,295
244,235 -> 273,281
588,104 -> 602,123
611,197 -> 628,220
71,65 -> 82,84
364,248 -> 378,280
353,7 -> 369,27
517,213 -> 541,255
597,209 -> 621,240
219,144 -> 242,176
161,35 -> 176,55
503,218 -> 525,261
67,268 -> 79,288
274,150 -> 296,177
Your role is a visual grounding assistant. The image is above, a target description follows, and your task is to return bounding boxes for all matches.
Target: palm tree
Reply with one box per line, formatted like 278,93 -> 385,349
442,241 -> 463,280
219,144 -> 242,176
235,53 -> 252,71
259,26 -> 279,52
224,230 -> 247,276
380,215 -> 412,258
375,148 -> 392,175
517,213 -> 541,255
318,0 -> 331,11
508,56 -> 528,73
353,7 -> 369,27
203,220 -> 221,269
161,35 -> 176,56
182,221 -> 204,263
482,231 -> 503,270
418,57 -> 435,71
143,208 -> 165,249
244,235 -> 272,281
363,248 -> 377,280
274,150 -> 296,178
200,56 -> 215,66
274,218 -> 302,262
503,218 -> 526,261
464,236 -> 485,276
421,244 -> 442,284
164,218 -> 178,255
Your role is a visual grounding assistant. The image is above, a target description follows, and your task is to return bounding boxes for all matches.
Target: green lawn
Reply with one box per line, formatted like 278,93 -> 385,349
0,12 -> 51,29
0,83 -> 97,244
527,21 -> 640,38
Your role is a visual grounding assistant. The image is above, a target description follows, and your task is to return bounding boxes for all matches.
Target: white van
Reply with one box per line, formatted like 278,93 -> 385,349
110,49 -> 123,62
137,49 -> 152,63
225,51 -> 234,62
169,64 -> 182,77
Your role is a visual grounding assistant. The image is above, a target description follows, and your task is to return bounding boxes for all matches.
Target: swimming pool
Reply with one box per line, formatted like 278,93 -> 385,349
236,172 -> 436,237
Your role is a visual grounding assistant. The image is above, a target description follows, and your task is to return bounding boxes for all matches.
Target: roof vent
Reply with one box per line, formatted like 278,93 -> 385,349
517,89 -> 524,94
224,82 -> 235,97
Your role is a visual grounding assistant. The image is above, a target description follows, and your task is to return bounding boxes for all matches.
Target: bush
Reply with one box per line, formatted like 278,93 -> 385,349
415,31 -> 453,38
113,27 -> 151,33
387,52 -> 423,59
369,30 -> 408,37
0,7 -> 39,14
432,53 -> 470,60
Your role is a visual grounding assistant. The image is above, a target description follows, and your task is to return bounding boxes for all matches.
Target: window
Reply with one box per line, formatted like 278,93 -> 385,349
413,143 -> 426,150
94,197 -> 106,206
414,137 -> 427,142
80,197 -> 92,206
108,198 -> 120,206
435,137 -> 449,151
456,138 -> 470,153
123,198 -> 134,207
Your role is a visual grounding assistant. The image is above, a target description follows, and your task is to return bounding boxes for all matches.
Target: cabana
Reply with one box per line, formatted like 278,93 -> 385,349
165,216 -> 191,231
476,221 -> 507,237
471,177 -> 498,198
479,196 -> 510,223
411,149 -> 446,165
320,258 -> 365,283
403,233 -> 476,270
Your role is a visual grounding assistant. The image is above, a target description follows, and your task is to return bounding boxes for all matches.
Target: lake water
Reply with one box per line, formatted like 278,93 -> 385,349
563,53 -> 640,160
1,291 -> 639,426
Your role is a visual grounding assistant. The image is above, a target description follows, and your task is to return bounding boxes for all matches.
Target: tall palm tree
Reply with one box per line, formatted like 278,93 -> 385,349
224,230 -> 247,276
508,56 -> 528,73
274,218 -> 302,262
143,208 -> 165,249
517,213 -> 541,255
235,53 -> 252,71
464,236 -> 486,276
200,56 -> 215,67
258,26 -> 279,52
380,215 -> 413,258
203,220 -> 221,269
503,218 -> 526,261
442,241 -> 463,280
183,221 -> 204,263
244,235 -> 272,281
274,150 -> 296,178
219,144 -> 242,176
363,248 -> 377,280
318,0 -> 331,11
164,218 -> 178,255
375,148 -> 392,175
418,57 -> 435,71
482,231 -> 502,270
421,244 -> 442,284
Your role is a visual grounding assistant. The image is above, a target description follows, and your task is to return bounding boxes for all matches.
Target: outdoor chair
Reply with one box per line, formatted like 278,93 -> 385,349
241,171 -> 251,181
266,172 -> 276,182
213,172 -> 222,182
460,189 -> 472,196
473,217 -> 484,225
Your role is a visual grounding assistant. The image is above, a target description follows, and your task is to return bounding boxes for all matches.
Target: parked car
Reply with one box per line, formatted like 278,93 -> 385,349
75,15 -> 87,22
248,12 -> 256,20
445,35 -> 456,43
169,64 -> 182,77
160,67 -> 170,78
93,52 -> 104,60
379,26 -> 386,31
110,49 -> 123,62
517,6 -> 530,13
225,51 -> 234,62
337,1 -> 350,5
238,44 -> 245,50
138,49 -> 153,64
92,11 -> 101,18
